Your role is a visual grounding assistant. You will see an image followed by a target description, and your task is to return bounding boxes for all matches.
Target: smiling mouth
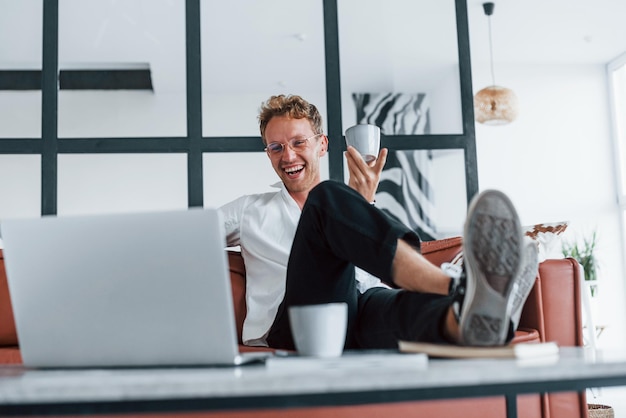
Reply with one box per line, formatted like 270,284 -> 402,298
283,165 -> 304,177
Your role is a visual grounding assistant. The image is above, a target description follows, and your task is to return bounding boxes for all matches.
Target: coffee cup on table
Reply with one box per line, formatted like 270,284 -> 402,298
288,302 -> 348,358
345,124 -> 381,163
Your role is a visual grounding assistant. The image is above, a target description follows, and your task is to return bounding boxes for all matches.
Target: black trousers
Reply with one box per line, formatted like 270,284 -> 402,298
266,181 -> 452,350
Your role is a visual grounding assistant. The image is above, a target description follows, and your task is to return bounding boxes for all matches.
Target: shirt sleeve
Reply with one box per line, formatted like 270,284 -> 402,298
218,196 -> 247,248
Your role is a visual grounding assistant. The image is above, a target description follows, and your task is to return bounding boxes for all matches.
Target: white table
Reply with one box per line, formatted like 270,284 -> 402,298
0,347 -> 625,418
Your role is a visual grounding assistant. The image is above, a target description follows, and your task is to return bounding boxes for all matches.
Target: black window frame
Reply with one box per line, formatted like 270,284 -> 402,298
0,0 -> 477,217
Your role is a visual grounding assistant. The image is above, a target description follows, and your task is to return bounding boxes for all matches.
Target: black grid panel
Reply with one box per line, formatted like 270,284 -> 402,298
0,0 -> 477,216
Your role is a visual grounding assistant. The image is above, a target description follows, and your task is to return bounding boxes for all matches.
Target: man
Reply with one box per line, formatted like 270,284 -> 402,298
220,94 -> 537,350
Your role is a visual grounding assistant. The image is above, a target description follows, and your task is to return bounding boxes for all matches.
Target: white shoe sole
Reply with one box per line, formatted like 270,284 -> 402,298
509,241 -> 539,330
460,190 -> 523,346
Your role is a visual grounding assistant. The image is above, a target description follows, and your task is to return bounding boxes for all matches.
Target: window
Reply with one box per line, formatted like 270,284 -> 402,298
608,53 -> 626,261
0,0 -> 477,240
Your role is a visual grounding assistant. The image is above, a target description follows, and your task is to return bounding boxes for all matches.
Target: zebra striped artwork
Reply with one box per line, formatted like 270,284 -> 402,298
376,150 -> 438,240
352,92 -> 430,135
353,92 -> 438,240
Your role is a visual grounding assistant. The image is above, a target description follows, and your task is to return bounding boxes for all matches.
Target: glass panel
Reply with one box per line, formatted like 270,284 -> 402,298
612,64 -> 626,197
344,149 -> 466,240
0,0 -> 42,138
0,92 -> 42,138
201,0 -> 327,137
58,0 -> 186,138
0,155 -> 41,232
427,149 -> 467,237
338,0 -> 462,135
203,152 -> 329,208
57,154 -> 188,216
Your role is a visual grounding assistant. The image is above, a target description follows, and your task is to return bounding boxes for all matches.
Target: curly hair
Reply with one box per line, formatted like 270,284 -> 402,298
258,95 -> 323,143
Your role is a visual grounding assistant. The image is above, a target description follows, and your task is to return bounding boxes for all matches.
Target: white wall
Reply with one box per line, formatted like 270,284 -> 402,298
473,62 -> 626,349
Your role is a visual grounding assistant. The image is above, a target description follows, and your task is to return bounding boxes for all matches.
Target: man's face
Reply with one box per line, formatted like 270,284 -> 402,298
264,116 -> 328,195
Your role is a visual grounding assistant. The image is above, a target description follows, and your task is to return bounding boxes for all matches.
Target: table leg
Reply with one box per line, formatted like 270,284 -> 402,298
505,394 -> 518,418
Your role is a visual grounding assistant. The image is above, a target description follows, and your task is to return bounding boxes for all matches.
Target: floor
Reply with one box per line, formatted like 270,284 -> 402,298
586,386 -> 626,417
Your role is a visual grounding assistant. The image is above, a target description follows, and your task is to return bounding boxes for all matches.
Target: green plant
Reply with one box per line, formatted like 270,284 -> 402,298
562,231 -> 599,295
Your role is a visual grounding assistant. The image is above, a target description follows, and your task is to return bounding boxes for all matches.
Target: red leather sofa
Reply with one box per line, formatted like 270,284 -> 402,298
0,237 -> 588,418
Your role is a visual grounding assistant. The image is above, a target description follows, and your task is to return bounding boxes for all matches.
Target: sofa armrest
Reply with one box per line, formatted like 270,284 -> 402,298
0,250 -> 18,347
519,257 -> 587,418
227,251 -> 247,344
519,257 -> 584,347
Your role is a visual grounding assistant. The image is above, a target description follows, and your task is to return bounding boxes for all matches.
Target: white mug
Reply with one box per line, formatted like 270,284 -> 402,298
345,124 -> 381,163
288,302 -> 348,358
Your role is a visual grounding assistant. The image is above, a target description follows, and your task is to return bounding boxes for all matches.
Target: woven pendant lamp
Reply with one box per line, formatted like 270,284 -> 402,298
474,2 -> 518,125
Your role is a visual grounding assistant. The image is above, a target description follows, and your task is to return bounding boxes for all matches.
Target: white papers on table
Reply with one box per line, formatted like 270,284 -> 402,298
265,351 -> 428,372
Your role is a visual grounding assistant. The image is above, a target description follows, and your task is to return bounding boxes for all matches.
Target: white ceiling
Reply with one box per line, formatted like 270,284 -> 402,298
2,0 -> 626,93
467,0 -> 626,65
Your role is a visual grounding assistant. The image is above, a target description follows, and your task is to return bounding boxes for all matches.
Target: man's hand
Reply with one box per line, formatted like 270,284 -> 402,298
346,146 -> 388,203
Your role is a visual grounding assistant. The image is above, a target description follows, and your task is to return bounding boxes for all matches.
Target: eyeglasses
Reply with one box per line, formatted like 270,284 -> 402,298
264,133 -> 323,156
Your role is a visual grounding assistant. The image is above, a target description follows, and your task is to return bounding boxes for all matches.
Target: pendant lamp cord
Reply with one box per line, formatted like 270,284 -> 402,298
488,14 -> 496,86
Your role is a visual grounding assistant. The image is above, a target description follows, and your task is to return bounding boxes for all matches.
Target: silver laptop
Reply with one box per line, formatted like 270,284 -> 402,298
1,208 -> 268,368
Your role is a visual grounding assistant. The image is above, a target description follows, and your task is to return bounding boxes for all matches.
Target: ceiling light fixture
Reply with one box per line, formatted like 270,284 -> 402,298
473,2 -> 518,125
